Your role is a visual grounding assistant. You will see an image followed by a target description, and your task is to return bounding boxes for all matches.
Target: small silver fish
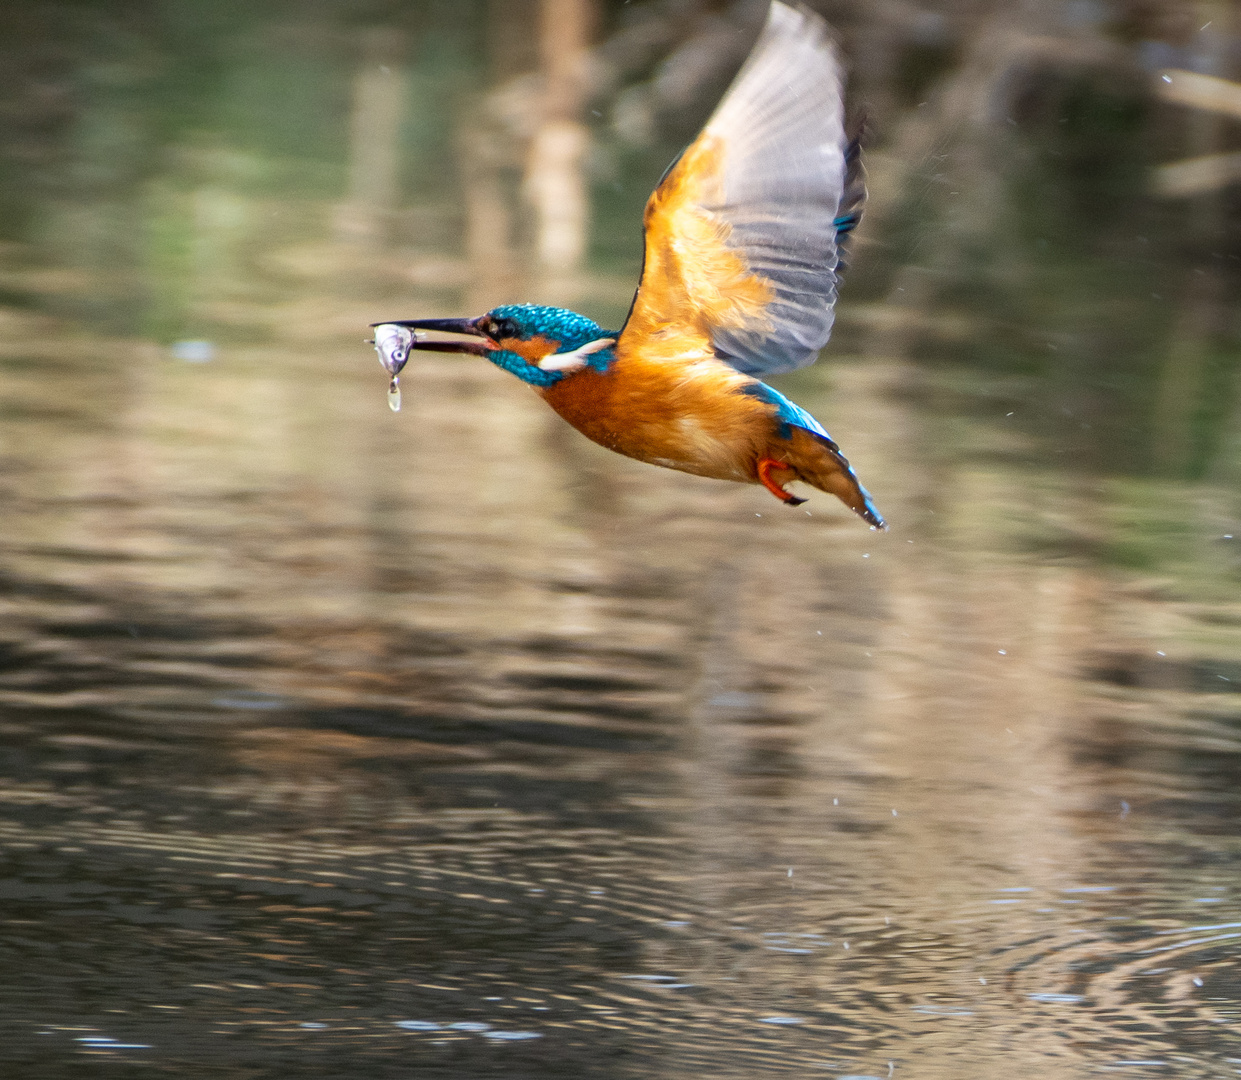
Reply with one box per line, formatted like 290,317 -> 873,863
372,323 -> 416,376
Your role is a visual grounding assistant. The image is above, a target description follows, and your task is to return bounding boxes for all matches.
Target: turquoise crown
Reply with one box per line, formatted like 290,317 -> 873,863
488,304 -> 611,354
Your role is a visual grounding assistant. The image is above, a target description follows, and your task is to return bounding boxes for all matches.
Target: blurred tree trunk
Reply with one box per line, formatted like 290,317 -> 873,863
525,0 -> 595,279
462,127 -> 517,311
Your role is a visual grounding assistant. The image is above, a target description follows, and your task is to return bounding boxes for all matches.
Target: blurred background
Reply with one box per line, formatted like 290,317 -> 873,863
1,0 -> 1241,1076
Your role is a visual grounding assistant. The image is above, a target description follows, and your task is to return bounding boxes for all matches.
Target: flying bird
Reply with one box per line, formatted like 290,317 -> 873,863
371,1 -> 885,529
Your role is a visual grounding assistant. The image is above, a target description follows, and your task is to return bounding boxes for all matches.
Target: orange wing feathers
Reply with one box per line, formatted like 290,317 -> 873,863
621,135 -> 775,355
616,2 -> 855,378
584,130 -> 787,483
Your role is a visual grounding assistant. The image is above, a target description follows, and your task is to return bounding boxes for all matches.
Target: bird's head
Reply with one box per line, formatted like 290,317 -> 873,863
372,304 -> 616,388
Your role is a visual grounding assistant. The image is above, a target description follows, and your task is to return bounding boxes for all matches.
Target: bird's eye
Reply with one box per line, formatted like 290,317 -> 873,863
490,318 -> 518,340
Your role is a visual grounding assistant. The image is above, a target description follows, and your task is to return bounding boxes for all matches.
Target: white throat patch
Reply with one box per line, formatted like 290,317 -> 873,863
537,337 -> 615,372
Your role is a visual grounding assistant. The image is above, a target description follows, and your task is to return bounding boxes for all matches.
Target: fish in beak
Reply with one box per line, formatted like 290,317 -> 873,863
368,318 -> 495,412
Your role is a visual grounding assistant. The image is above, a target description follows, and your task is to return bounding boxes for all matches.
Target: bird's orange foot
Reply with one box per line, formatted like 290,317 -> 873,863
757,457 -> 806,506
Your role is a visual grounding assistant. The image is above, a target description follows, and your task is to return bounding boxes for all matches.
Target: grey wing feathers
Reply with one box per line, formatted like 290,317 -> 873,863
702,2 -> 860,376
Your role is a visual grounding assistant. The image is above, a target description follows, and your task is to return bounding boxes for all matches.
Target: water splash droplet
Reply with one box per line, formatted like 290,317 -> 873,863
388,377 -> 401,412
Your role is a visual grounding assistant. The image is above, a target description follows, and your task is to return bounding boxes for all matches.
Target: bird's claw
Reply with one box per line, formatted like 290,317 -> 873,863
757,457 -> 805,505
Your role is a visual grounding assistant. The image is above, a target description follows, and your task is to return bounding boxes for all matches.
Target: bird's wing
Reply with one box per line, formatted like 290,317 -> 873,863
617,1 -> 861,377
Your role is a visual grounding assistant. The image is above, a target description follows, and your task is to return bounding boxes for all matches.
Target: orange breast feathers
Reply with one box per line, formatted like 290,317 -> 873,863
539,343 -> 776,483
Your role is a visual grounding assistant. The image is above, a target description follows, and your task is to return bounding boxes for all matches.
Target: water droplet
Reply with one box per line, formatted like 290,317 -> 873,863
388,377 -> 401,412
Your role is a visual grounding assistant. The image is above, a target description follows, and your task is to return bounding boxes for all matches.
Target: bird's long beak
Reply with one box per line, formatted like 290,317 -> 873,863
371,317 -> 492,356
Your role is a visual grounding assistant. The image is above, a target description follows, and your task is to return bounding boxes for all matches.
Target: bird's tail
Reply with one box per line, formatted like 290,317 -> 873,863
787,426 -> 886,529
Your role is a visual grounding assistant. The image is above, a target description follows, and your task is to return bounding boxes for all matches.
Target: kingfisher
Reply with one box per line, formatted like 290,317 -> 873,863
371,1 -> 885,529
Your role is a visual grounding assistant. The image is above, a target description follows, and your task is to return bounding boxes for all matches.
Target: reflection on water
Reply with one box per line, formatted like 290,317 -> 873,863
2,1 -> 1241,1077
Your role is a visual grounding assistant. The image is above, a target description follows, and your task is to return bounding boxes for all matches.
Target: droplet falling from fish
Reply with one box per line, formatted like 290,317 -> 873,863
388,377 -> 401,412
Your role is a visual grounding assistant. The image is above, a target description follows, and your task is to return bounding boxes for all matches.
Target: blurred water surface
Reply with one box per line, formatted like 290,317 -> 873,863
2,1 -> 1241,1078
